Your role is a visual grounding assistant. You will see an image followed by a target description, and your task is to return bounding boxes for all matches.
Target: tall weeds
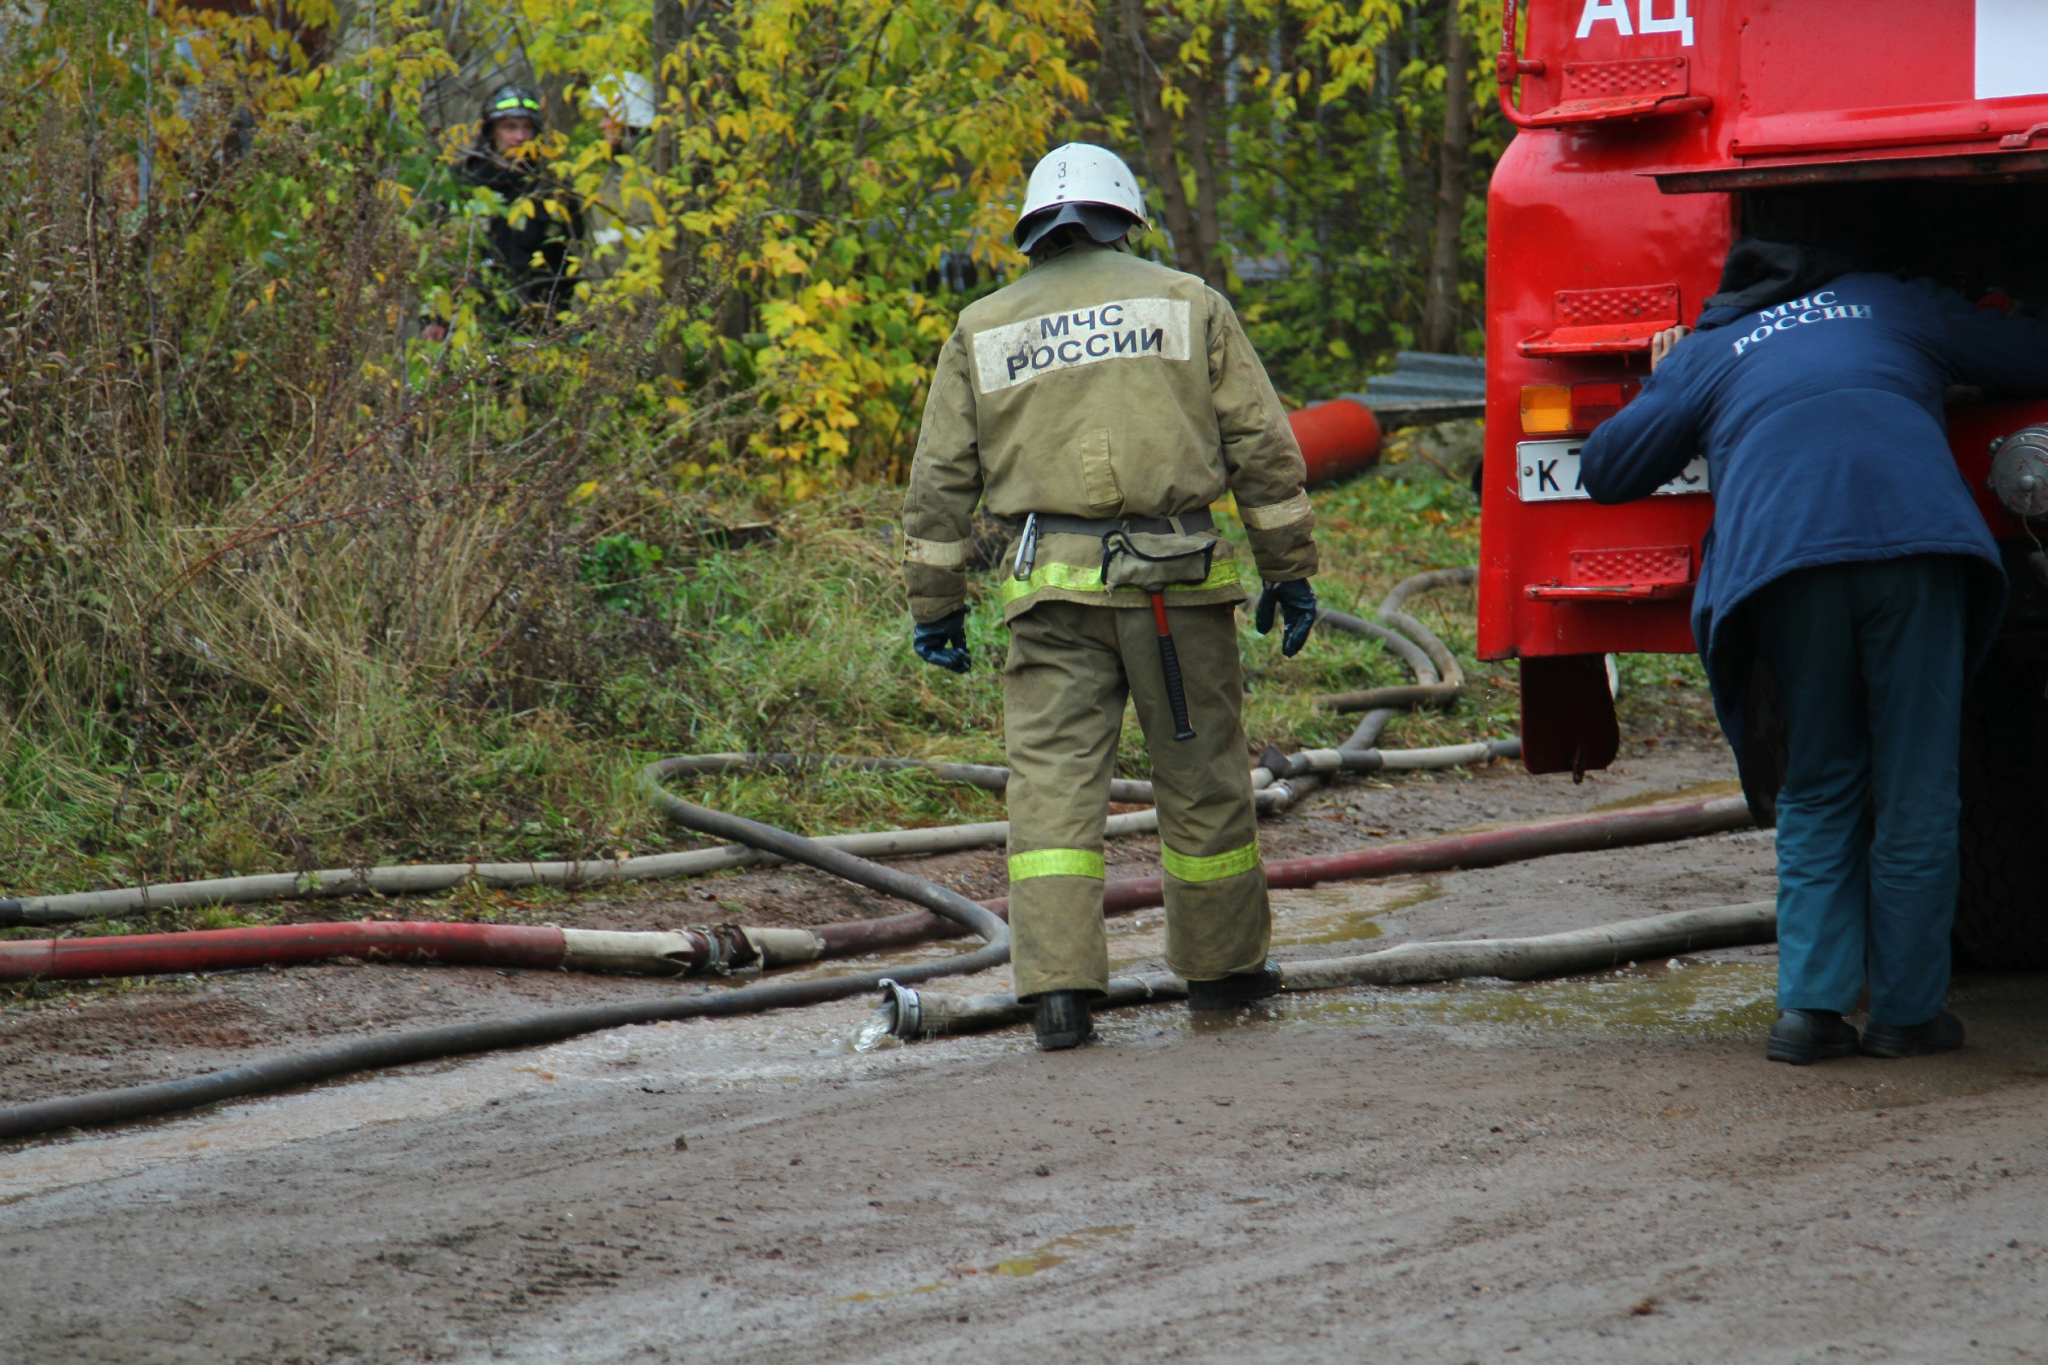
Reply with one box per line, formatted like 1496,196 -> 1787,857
0,42 -> 703,890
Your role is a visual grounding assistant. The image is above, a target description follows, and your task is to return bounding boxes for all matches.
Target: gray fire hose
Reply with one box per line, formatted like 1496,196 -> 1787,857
1317,567 -> 1471,712
872,902 -> 1778,1041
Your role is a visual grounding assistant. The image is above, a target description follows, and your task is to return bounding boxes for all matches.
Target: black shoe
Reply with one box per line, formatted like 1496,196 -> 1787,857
1860,1011 -> 1965,1059
1186,963 -> 1284,1013
1766,1009 -> 1860,1065
1033,991 -> 1094,1051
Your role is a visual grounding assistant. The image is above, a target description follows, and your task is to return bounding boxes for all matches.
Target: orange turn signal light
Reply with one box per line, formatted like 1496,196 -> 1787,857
1520,385 -> 1573,434
1520,381 -> 1635,435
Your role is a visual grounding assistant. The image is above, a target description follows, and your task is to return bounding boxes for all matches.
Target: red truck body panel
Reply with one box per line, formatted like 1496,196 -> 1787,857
1479,1 -> 2048,673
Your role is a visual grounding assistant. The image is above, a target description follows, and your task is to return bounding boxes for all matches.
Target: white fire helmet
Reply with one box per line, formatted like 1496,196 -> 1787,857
1013,143 -> 1149,252
586,72 -> 657,131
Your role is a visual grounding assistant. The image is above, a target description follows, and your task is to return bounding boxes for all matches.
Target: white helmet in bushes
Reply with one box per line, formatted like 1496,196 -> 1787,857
1013,143 -> 1149,252
586,72 -> 656,131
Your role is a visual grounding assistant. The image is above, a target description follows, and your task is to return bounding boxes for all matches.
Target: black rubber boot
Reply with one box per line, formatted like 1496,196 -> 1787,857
1766,1008 -> 1861,1065
1186,962 -> 1284,1013
1032,991 -> 1094,1051
1860,1010 -> 1965,1059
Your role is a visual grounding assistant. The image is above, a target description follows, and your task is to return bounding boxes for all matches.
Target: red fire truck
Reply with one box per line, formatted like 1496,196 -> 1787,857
1478,0 -> 2048,963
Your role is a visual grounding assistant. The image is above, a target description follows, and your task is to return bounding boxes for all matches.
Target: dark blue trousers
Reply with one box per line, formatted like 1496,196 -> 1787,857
1754,555 -> 1968,1027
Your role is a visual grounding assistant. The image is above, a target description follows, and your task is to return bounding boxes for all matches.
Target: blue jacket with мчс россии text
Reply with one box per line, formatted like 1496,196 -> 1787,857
1577,271 -> 2048,759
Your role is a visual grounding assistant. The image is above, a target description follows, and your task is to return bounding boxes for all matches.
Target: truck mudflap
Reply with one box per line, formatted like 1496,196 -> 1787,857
1518,654 -> 1619,779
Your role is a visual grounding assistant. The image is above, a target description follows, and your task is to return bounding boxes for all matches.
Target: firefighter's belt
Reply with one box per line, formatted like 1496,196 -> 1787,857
1031,510 -> 1215,538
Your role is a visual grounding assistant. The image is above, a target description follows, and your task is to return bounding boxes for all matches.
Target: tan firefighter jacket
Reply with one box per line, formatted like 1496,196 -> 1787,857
901,240 -> 1318,624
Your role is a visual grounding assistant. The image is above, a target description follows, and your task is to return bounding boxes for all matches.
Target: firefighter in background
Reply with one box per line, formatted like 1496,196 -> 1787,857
1580,238 -> 2048,1066
452,84 -> 585,332
900,144 -> 1321,1051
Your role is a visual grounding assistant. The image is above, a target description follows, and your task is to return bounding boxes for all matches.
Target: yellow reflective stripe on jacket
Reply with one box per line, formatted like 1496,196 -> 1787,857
1160,838 -> 1262,883
997,557 -> 1242,607
1008,848 -> 1107,881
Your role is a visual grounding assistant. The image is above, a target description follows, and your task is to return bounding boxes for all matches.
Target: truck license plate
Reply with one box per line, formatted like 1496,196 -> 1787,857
1515,439 -> 1710,503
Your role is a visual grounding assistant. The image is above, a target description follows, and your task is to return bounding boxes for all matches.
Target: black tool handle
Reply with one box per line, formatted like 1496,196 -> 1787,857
1157,634 -> 1197,741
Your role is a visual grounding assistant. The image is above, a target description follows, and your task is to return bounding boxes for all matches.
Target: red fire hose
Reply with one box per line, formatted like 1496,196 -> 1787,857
0,921 -> 564,982
0,916 -> 841,984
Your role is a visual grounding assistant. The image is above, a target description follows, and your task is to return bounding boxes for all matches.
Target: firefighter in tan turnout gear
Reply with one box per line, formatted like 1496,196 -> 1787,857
901,144 -> 1321,1050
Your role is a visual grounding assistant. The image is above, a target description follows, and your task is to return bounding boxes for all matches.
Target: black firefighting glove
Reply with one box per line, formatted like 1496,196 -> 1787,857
913,609 -> 972,674
1255,579 -> 1318,658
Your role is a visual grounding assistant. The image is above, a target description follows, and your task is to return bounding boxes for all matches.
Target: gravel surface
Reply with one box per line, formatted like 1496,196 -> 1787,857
4,733 -> 2045,1363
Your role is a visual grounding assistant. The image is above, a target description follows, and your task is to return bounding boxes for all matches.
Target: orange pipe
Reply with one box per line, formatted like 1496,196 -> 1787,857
1287,398 -> 1382,485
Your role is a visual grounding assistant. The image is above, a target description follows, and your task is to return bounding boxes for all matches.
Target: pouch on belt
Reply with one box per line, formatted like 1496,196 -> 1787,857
1100,526 -> 1218,592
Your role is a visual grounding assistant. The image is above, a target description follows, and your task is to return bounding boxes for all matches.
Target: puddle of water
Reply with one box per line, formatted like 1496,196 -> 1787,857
1094,877 -> 1436,973
837,1224 -> 1133,1302
835,1283 -> 948,1303
1270,879 -> 1440,946
1077,959 -> 1781,1050
1589,779 -> 1745,813
989,1252 -> 1067,1277
1281,960 -> 1780,1041
988,1224 -> 1133,1277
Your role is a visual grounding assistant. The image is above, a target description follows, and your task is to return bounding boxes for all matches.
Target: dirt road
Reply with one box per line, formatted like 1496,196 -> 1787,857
4,741 -> 2045,1363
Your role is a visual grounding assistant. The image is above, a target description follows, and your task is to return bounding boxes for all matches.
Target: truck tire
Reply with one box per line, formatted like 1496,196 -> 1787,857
1955,548 -> 2048,969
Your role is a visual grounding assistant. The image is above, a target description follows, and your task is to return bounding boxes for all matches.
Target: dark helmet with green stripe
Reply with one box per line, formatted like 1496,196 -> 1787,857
481,84 -> 543,129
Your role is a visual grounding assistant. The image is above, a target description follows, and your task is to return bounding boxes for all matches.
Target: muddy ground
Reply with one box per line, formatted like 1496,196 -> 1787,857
4,729 -> 2046,1363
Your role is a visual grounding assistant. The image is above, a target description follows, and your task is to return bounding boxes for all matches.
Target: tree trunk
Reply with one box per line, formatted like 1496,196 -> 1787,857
650,0 -> 690,374
1181,39 -> 1229,292
1100,0 -> 1228,292
1420,2 -> 1473,354
651,0 -> 687,175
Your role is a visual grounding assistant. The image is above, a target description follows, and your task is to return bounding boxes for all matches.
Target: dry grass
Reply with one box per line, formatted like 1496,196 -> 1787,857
0,94 -> 759,893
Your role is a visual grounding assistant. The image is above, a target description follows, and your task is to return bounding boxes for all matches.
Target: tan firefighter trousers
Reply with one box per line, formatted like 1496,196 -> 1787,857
1003,600 -> 1270,1000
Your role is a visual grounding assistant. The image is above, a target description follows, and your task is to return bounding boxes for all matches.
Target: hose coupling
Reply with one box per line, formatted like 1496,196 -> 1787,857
877,978 -> 922,1038
1255,782 -> 1297,812
691,924 -> 756,975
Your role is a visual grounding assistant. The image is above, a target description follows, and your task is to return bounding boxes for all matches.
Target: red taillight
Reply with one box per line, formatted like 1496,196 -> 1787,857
1569,382 -> 1628,428
1519,381 -> 1638,435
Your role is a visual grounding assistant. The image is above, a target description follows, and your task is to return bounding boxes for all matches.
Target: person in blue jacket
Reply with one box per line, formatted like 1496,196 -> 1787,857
1579,237 -> 2048,1066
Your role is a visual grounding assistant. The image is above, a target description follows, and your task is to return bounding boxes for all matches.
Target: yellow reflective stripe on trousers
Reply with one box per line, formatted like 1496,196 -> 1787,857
1008,848 -> 1107,881
998,558 -> 1243,607
1160,838 -> 1262,883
